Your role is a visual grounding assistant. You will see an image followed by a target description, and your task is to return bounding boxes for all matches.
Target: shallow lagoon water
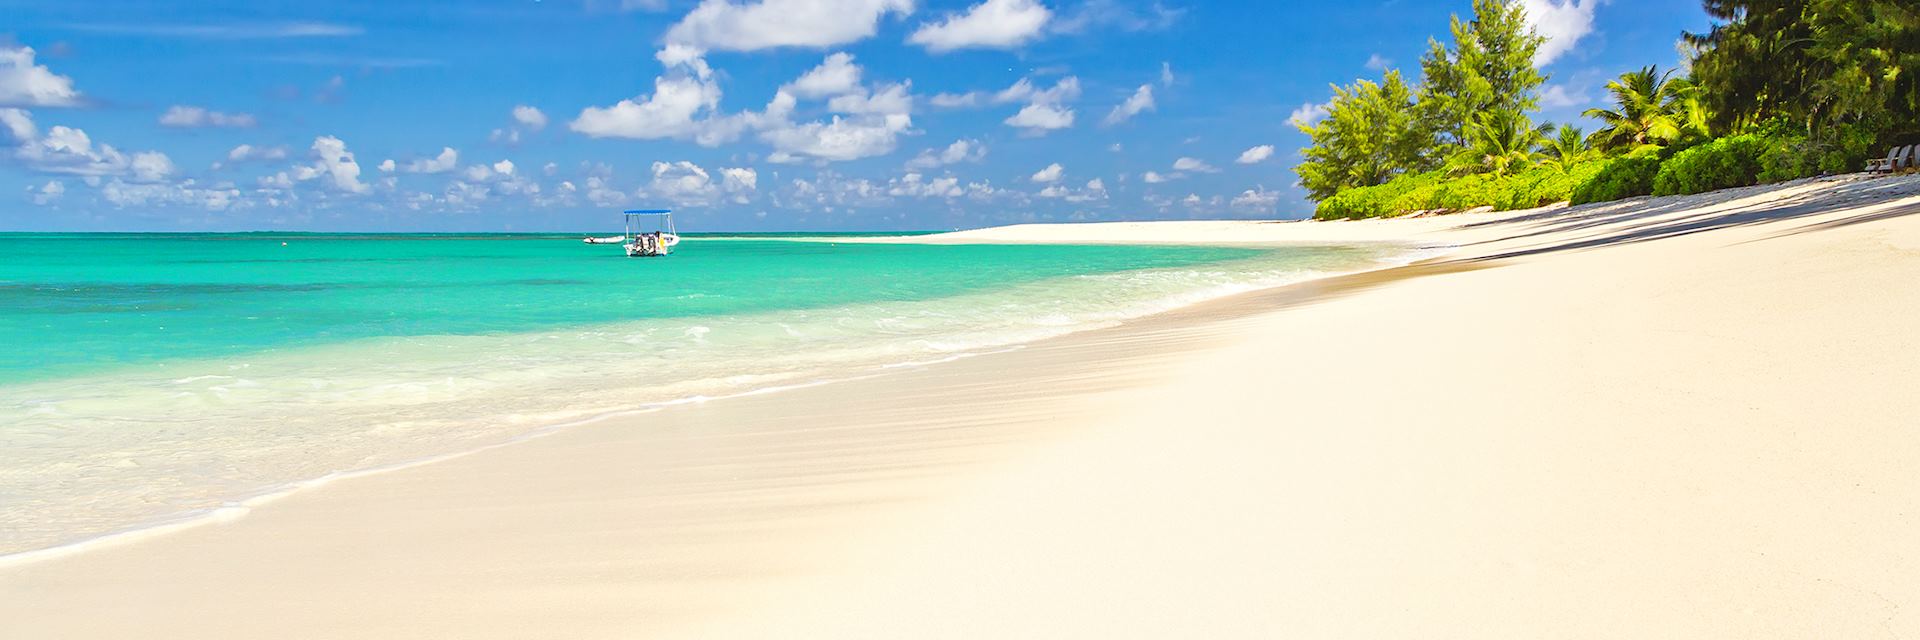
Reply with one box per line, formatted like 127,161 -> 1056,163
0,233 -> 1397,556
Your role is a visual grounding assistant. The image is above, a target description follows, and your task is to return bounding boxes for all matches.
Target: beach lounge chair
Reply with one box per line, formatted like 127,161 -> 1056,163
1873,145 -> 1916,173
1867,146 -> 1899,172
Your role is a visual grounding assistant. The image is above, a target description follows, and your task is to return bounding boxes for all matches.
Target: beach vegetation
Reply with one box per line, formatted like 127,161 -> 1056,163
1316,160 -> 1612,219
1445,108 -> 1551,177
1583,66 -> 1701,154
1294,70 -> 1434,201
1539,124 -> 1597,173
1571,154 -> 1662,205
1686,0 -> 1919,142
1300,0 -> 1920,220
1652,134 -> 1771,196
1416,0 -> 1547,151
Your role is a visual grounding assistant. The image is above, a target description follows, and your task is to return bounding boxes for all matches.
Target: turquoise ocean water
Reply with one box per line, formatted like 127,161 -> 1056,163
0,233 -> 1402,558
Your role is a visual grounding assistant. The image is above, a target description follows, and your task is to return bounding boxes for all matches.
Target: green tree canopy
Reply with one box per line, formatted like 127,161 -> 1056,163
1687,0 -> 1920,139
1540,124 -> 1595,173
1418,0 -> 1548,149
1583,66 -> 1695,153
1293,70 -> 1432,201
1447,109 -> 1550,176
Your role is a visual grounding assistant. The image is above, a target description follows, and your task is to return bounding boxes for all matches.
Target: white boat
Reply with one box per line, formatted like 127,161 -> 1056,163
620,209 -> 679,257
582,235 -> 626,244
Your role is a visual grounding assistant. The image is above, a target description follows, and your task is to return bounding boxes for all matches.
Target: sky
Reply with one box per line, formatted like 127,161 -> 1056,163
0,0 -> 1715,232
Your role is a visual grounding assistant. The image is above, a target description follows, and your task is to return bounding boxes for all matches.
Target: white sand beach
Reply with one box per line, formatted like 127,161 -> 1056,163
5,173 -> 1919,638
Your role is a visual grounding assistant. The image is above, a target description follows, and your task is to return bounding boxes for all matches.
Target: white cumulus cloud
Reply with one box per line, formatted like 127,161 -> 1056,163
908,0 -> 1053,53
1103,84 -> 1155,126
760,112 -> 912,162
888,172 -> 964,198
1236,144 -> 1274,164
512,105 -> 548,130
649,160 -> 719,204
994,76 -> 1078,105
999,76 -> 1080,134
0,45 -> 81,107
571,47 -> 727,142
130,151 -> 175,182
404,147 -> 460,174
826,81 -> 913,115
1038,176 -> 1107,202
1172,156 -> 1216,173
784,52 -> 864,98
905,138 -> 987,169
667,0 -> 914,51
721,166 -> 758,202
2,107 -> 38,143
31,179 -> 65,204
3,112 -> 176,181
306,135 -> 370,194
1522,0 -> 1603,67
1230,186 -> 1281,211
1030,162 -> 1064,183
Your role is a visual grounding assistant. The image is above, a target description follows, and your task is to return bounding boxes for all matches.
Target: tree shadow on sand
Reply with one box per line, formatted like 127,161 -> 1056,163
1438,174 -> 1920,263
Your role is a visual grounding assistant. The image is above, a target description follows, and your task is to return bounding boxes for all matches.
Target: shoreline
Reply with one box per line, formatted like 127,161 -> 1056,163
0,240 -> 1438,567
6,173 -> 1920,637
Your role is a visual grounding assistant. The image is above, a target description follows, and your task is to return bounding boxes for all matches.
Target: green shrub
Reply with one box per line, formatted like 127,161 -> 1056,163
1493,166 -> 1557,210
1430,173 -> 1500,210
1314,171 -> 1442,219
1385,178 -> 1445,212
1492,170 -> 1546,210
1570,155 -> 1661,205
1313,123 -> 1878,216
1320,171 -> 1443,218
1757,121 -> 1878,182
1315,161 -> 1614,219
1815,122 -> 1876,174
1758,132 -> 1820,183
1652,134 -> 1770,196
1313,184 -> 1382,220
1497,162 -> 1606,210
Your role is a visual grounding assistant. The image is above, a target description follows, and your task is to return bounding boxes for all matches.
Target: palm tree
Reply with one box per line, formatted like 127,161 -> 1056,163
1666,77 -> 1715,144
1583,66 -> 1691,153
1539,123 -> 1593,172
1446,108 -> 1549,176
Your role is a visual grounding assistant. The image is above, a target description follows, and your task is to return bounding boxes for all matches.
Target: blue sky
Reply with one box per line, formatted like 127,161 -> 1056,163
0,0 -> 1712,231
